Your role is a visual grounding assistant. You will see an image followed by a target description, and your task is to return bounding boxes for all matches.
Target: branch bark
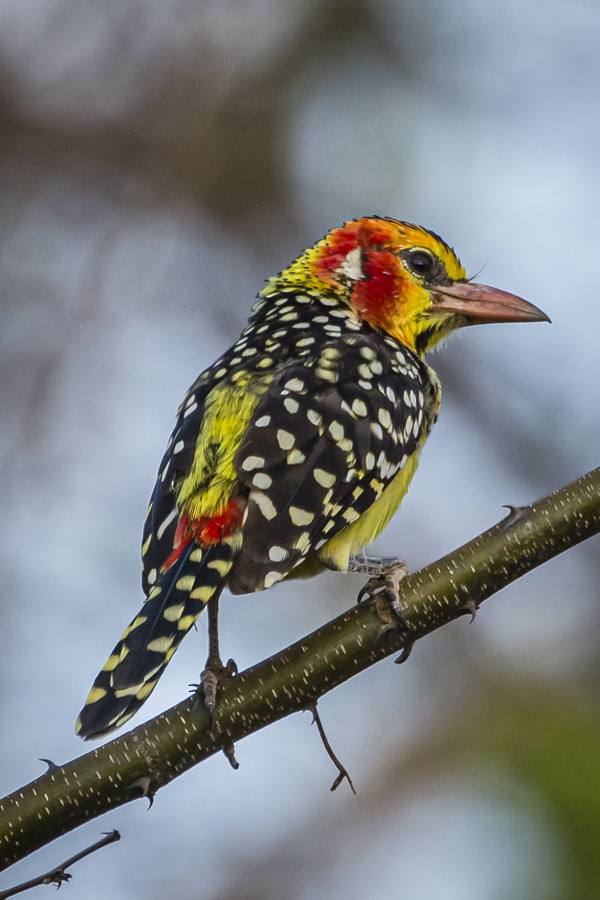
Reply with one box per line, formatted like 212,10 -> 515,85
1,467 -> 599,871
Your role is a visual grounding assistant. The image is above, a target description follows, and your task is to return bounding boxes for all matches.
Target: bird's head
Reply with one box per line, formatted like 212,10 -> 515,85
269,217 -> 549,356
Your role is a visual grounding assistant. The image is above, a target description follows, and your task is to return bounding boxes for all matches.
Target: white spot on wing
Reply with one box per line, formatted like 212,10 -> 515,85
241,455 -> 265,471
268,545 -> 288,562
328,420 -> 345,442
253,491 -> 277,521
285,378 -> 305,392
264,570 -> 283,588
351,398 -> 367,417
314,468 -> 336,488
378,409 -> 392,430
289,506 -> 315,526
287,448 -> 306,465
277,429 -> 295,450
252,473 -> 272,489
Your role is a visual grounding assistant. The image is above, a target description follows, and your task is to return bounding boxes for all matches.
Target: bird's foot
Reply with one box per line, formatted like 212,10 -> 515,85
356,558 -> 409,623
356,559 -> 413,662
198,656 -> 238,717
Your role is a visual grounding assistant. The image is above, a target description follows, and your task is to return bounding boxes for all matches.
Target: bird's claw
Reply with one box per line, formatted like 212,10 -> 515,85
357,560 -> 409,627
199,657 -> 238,715
394,639 -> 414,664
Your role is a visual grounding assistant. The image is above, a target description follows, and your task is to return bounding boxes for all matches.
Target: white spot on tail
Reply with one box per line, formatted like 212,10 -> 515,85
157,508 -> 177,539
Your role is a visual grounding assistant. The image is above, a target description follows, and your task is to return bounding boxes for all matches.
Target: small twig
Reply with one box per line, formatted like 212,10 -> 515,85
0,831 -> 120,899
308,703 -> 356,794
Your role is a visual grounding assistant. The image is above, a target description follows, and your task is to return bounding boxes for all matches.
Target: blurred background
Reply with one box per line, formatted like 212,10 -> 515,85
1,1 -> 599,897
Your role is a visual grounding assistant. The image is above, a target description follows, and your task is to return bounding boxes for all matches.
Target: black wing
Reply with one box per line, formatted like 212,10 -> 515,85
140,366 -> 220,595
230,333 -> 429,593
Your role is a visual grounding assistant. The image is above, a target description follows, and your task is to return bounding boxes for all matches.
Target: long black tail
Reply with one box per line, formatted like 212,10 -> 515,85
76,540 -> 236,739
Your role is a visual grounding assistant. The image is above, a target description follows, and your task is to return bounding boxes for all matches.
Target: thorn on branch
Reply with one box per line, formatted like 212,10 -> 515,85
500,504 -> 529,531
131,776 -> 155,809
39,758 -> 59,773
222,741 -> 239,770
306,703 -> 356,795
458,598 -> 479,623
0,830 -> 120,899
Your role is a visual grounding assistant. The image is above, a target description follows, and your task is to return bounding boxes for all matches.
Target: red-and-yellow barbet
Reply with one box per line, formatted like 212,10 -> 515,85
76,217 -> 548,739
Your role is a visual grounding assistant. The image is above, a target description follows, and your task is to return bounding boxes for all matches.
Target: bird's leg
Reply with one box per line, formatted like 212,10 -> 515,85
354,554 -> 410,633
206,593 -> 223,670
200,594 -> 237,715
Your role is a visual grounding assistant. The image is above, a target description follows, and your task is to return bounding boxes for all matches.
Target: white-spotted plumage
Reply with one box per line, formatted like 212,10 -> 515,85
79,216 -> 509,741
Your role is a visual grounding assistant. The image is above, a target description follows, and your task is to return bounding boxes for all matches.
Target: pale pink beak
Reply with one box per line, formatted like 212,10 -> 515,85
434,281 -> 550,325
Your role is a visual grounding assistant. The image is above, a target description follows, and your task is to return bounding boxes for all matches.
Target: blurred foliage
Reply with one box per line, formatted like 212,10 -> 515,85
0,1 -> 599,898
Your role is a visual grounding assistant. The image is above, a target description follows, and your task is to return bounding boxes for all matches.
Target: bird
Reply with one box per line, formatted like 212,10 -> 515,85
76,216 -> 548,739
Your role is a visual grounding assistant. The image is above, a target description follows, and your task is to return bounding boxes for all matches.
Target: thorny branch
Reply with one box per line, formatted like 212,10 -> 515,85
0,831 -> 120,899
0,467 -> 599,874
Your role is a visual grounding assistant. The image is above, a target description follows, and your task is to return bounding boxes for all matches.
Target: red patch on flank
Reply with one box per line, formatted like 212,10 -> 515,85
161,499 -> 245,572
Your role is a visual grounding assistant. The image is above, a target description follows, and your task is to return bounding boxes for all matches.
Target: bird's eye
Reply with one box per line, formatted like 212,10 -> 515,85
405,249 -> 436,278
